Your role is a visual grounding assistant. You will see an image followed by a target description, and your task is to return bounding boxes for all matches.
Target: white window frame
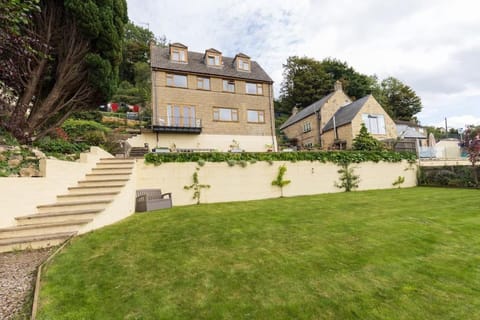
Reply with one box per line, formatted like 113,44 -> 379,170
223,80 -> 235,93
166,73 -> 187,88
246,82 -> 263,95
238,59 -> 250,71
303,121 -> 312,133
207,54 -> 220,66
197,77 -> 210,90
171,49 -> 186,62
362,114 -> 386,134
213,107 -> 238,122
247,110 -> 265,123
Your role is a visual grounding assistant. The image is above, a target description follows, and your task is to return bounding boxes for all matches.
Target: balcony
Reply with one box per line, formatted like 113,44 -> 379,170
152,117 -> 202,134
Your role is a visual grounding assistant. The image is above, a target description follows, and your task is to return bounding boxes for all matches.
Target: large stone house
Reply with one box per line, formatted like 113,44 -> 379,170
130,43 -> 277,152
280,82 -> 397,149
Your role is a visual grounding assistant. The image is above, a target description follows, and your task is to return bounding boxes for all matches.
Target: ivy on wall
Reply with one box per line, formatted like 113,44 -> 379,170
145,151 -> 416,166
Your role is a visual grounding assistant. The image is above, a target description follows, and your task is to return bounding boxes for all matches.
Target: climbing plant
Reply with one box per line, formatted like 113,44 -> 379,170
184,167 -> 210,204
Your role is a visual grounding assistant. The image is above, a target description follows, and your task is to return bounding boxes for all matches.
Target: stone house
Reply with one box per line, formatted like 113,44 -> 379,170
280,82 -> 397,149
131,42 -> 277,152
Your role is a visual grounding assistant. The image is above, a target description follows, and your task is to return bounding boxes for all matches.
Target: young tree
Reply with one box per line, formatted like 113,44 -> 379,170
1,0 -> 128,143
352,123 -> 385,151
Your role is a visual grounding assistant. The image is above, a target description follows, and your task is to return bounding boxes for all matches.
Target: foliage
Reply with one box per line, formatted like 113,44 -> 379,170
183,167 -> 210,204
61,119 -> 109,139
145,150 -> 416,166
352,123 -> 385,151
71,111 -> 103,123
276,57 -> 421,122
374,77 -> 422,121
36,188 -> 480,319
271,165 -> 291,197
33,137 -> 88,155
392,176 -> 405,188
460,125 -> 480,186
419,166 -> 480,188
335,164 -> 360,192
1,0 -> 128,143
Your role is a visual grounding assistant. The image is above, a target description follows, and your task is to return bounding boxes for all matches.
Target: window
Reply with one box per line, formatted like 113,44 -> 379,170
246,82 -> 263,95
247,110 -> 265,123
213,107 -> 238,122
303,122 -> 312,133
166,74 -> 187,88
362,114 -> 386,134
171,49 -> 186,62
207,55 -> 220,66
167,105 -> 197,127
197,77 -> 210,90
223,80 -> 235,92
238,59 -> 250,71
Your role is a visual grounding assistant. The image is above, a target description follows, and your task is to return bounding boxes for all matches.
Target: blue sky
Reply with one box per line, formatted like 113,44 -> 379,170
127,0 -> 480,128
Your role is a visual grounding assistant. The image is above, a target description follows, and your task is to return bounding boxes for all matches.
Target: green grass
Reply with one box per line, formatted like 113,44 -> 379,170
38,187 -> 480,319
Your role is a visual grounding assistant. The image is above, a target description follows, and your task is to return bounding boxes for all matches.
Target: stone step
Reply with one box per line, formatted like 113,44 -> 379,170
99,158 -> 135,163
91,167 -> 133,174
0,232 -> 75,253
95,162 -> 135,168
67,185 -> 124,194
56,191 -> 119,202
16,209 -> 102,226
85,173 -> 131,181
0,219 -> 91,239
36,200 -> 111,214
77,179 -> 129,187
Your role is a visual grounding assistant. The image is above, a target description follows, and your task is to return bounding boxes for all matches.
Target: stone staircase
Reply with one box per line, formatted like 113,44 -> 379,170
0,158 -> 135,253
128,146 -> 149,158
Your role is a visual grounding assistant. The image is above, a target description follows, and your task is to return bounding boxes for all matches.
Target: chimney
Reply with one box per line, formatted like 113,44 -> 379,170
334,80 -> 343,91
292,106 -> 299,115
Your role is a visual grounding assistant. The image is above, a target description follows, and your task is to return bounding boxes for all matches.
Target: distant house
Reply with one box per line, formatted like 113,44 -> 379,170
280,82 -> 397,149
395,120 -> 427,146
131,42 -> 276,152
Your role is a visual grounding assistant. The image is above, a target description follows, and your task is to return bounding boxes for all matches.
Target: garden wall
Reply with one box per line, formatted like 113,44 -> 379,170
418,165 -> 479,188
0,147 -> 112,228
136,160 -> 417,206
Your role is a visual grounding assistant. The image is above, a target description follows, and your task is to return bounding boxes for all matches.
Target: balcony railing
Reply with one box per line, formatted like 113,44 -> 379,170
152,117 -> 202,134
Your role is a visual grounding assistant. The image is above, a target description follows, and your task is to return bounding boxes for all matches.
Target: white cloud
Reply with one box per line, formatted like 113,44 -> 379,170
127,0 -> 480,126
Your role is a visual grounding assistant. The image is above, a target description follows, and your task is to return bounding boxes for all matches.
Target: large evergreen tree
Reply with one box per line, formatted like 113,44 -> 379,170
0,0 -> 128,142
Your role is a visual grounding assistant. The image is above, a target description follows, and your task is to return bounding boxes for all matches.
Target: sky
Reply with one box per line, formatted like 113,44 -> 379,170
127,0 -> 480,128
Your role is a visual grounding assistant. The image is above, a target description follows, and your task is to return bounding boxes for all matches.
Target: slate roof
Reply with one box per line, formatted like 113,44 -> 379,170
279,92 -> 335,130
151,46 -> 273,83
322,95 -> 371,132
396,124 -> 427,139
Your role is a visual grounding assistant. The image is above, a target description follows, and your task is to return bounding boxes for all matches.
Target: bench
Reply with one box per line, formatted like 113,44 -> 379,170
135,189 -> 172,212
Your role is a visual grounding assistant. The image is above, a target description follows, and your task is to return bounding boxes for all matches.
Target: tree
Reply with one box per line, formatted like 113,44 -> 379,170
1,0 -> 128,143
374,77 -> 422,121
461,125 -> 480,186
278,56 -> 376,115
352,123 -> 385,151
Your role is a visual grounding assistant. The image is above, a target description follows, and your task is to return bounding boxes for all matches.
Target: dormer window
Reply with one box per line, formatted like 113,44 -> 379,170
207,54 -> 220,66
172,49 -> 186,62
204,48 -> 222,67
169,42 -> 188,63
234,53 -> 251,72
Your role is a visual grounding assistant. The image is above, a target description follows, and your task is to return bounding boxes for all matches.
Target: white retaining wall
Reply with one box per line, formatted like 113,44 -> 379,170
136,160 -> 417,206
0,147 -> 112,228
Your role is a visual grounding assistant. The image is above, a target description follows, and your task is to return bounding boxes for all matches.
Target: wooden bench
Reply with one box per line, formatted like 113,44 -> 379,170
135,189 -> 172,212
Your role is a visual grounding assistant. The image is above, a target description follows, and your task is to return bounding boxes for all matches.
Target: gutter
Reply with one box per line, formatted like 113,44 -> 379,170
268,84 -> 277,151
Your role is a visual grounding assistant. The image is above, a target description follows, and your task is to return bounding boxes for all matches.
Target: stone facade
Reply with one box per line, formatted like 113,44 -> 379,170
147,44 -> 277,152
322,96 -> 397,149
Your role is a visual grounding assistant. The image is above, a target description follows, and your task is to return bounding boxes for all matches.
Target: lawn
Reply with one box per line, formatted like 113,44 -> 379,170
37,187 -> 480,319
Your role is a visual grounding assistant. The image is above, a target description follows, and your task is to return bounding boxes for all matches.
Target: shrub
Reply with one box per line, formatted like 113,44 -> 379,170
352,123 -> 385,151
61,119 -> 110,141
71,111 -> 103,123
34,137 -> 89,154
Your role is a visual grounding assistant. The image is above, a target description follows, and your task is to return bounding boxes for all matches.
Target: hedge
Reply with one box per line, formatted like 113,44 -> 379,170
145,151 -> 416,166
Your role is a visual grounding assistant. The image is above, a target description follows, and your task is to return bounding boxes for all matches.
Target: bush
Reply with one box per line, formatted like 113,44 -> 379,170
83,131 -> 107,146
61,119 -> 110,141
71,111 -> 103,123
34,137 -> 89,154
352,124 -> 385,151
